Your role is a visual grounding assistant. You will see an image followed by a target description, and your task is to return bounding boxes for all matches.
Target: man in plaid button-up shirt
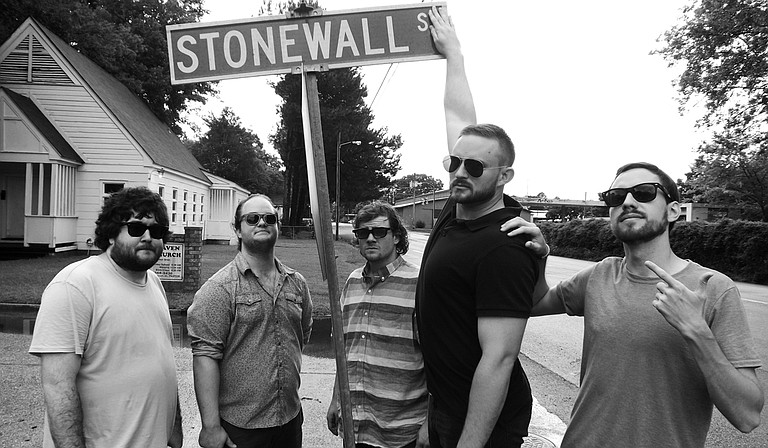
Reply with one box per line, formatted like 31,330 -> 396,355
327,201 -> 428,448
188,194 -> 313,448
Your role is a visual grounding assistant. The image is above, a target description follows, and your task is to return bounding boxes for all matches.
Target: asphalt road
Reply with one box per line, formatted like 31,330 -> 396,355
405,232 -> 768,448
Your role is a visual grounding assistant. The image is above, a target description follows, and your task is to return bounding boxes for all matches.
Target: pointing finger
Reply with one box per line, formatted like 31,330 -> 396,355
644,260 -> 678,286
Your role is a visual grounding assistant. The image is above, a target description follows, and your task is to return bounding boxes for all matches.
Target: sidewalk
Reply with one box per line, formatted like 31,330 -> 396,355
0,332 -> 565,447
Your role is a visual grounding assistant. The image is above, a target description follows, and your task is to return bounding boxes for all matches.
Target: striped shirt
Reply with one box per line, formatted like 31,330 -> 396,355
340,255 -> 427,447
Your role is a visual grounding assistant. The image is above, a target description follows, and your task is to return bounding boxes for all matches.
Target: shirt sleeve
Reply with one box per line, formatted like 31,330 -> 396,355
297,273 -> 313,346
555,265 -> 595,316
29,280 -> 93,356
187,280 -> 233,360
475,243 -> 538,318
706,275 -> 762,369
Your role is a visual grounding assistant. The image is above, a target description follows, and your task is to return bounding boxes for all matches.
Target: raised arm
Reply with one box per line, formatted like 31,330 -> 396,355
41,353 -> 86,448
429,6 -> 476,150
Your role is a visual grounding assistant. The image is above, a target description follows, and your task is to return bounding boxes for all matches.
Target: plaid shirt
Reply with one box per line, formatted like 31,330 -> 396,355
340,255 -> 427,447
188,252 -> 312,429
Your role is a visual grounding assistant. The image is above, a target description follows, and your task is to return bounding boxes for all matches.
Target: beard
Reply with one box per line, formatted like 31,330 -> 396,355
450,179 -> 496,205
241,228 -> 278,253
110,239 -> 162,272
612,212 -> 668,244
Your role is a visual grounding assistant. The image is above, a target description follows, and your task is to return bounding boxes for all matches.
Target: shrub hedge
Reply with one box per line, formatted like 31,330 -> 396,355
538,218 -> 768,285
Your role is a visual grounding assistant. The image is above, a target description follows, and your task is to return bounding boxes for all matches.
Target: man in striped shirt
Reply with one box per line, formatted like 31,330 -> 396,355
327,201 -> 428,448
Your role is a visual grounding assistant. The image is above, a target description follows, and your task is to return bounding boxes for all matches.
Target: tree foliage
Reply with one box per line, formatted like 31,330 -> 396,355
189,108 -> 284,197
657,0 -> 768,130
0,0 -> 214,135
678,130 -> 768,220
271,68 -> 402,225
389,174 -> 444,202
657,0 -> 768,221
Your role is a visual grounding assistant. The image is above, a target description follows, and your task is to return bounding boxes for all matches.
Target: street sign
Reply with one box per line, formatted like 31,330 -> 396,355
166,3 -> 445,84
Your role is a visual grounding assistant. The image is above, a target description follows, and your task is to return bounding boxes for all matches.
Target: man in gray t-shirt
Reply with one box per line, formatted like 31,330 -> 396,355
504,162 -> 763,447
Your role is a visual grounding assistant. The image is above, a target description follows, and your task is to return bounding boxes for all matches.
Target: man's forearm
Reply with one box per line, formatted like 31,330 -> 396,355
457,355 -> 516,447
44,382 -> 85,448
193,356 -> 223,428
684,325 -> 764,432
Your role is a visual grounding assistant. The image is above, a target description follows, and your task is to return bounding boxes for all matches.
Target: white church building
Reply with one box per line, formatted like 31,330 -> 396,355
0,18 -> 249,254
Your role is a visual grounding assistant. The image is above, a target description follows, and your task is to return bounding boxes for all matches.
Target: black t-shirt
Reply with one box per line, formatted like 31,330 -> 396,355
416,196 -> 537,422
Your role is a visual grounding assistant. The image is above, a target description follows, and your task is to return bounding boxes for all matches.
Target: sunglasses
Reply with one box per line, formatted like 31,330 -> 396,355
353,227 -> 391,239
598,183 -> 671,207
241,212 -> 278,226
443,155 -> 507,178
122,222 -> 169,239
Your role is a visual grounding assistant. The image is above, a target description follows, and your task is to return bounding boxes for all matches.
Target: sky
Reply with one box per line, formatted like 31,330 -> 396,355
183,0 -> 707,201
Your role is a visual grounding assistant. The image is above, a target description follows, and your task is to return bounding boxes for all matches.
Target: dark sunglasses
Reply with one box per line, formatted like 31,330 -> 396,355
241,212 -> 278,226
353,227 -> 391,239
598,182 -> 671,207
443,155 -> 507,178
122,222 -> 168,239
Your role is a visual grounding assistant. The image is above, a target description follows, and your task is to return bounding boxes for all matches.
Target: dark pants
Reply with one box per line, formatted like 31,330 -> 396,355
220,409 -> 303,448
356,442 -> 416,448
427,397 -> 530,448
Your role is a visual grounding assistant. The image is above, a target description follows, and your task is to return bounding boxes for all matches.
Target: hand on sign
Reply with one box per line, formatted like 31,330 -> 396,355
644,260 -> 714,336
429,6 -> 460,58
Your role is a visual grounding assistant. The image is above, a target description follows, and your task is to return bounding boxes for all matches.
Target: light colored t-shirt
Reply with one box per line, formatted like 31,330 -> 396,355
557,258 -> 761,448
30,253 -> 178,448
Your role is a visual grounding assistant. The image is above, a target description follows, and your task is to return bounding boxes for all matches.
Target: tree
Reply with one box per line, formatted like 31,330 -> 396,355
271,68 -> 402,225
0,0 -> 214,135
657,0 -> 768,132
679,131 -> 768,221
389,174 -> 444,202
546,206 -> 586,222
657,0 -> 768,220
189,108 -> 284,197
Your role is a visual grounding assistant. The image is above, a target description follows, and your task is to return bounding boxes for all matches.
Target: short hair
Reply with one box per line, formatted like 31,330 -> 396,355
353,201 -> 409,255
459,123 -> 516,166
613,162 -> 680,230
232,193 -> 277,250
94,187 -> 170,251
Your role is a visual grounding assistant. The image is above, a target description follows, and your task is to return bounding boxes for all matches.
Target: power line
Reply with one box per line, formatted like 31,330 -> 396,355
370,63 -> 401,109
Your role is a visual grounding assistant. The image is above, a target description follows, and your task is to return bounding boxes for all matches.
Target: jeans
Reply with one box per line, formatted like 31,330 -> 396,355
220,409 -> 303,448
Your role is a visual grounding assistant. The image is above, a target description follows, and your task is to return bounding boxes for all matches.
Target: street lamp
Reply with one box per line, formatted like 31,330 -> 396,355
336,132 -> 361,240
410,180 -> 420,228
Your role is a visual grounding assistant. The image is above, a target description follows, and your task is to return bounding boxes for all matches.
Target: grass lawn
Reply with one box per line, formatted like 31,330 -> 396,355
0,239 -> 364,318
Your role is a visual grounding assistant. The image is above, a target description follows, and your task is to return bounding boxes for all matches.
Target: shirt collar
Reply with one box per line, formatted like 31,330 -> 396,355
362,255 -> 404,286
448,194 -> 523,232
234,251 -> 295,277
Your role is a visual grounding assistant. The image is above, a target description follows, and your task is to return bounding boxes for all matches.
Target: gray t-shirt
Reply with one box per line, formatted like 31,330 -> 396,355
556,257 -> 761,448
30,254 -> 177,448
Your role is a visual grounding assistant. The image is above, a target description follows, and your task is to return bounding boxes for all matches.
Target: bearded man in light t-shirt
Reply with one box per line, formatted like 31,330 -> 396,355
30,187 -> 182,448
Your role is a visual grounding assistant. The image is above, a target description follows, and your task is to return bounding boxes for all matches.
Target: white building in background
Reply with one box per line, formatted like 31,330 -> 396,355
0,18 -> 248,255
204,170 -> 249,245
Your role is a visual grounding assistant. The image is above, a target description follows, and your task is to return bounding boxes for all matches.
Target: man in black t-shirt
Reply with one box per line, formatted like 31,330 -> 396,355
416,7 -> 544,448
